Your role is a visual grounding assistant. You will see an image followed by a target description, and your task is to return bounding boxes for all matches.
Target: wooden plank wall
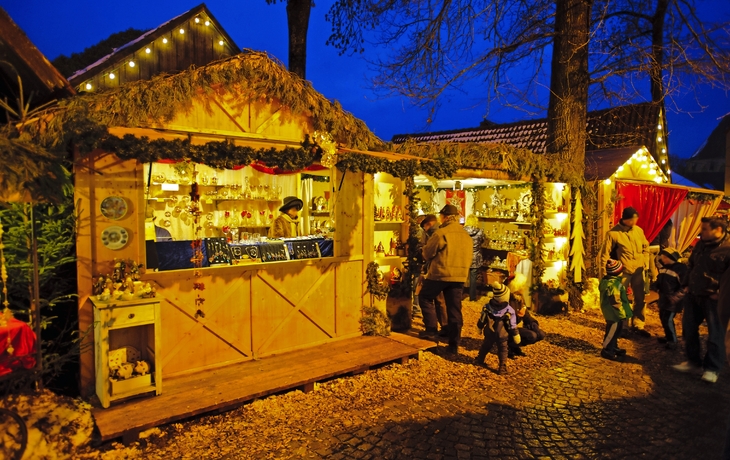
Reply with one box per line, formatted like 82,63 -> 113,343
81,16 -> 235,92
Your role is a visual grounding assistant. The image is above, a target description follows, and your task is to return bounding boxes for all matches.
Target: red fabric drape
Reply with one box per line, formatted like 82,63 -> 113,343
0,318 -> 37,376
154,160 -> 328,175
613,182 -> 688,242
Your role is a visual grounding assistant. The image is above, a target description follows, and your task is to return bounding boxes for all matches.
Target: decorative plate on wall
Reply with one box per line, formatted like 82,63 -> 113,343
101,226 -> 129,250
100,196 -> 128,220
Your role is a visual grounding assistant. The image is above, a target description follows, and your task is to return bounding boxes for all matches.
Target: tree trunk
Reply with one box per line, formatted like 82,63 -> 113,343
546,0 -> 593,170
650,0 -> 670,102
287,0 -> 312,79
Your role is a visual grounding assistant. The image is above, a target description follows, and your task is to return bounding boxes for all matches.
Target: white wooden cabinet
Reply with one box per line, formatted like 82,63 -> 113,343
92,297 -> 162,408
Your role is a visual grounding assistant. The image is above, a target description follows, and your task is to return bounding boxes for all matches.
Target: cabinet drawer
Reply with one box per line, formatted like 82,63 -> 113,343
107,304 -> 156,329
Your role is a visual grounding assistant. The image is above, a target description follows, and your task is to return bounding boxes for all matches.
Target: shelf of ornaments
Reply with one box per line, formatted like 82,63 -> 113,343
374,255 -> 407,264
374,220 -> 405,226
477,216 -> 533,226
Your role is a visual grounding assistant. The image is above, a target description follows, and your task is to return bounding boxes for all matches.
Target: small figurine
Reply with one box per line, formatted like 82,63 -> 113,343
390,267 -> 403,284
134,360 -> 150,376
93,277 -> 106,296
115,362 -> 134,380
376,242 -> 386,257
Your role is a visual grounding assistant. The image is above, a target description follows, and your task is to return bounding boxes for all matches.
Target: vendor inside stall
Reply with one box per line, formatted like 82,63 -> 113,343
269,196 -> 304,238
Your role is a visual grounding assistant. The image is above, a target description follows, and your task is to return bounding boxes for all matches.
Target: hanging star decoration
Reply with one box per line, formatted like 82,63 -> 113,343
313,131 -> 338,168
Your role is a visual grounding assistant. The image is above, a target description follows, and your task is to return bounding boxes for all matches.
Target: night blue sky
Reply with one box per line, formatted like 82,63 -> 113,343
2,0 -> 729,158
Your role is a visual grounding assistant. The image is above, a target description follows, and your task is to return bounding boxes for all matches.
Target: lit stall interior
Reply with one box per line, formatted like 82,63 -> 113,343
142,162 -> 335,268
413,175 -> 571,305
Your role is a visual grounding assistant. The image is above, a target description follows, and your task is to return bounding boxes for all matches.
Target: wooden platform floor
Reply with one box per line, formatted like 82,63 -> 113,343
92,333 -> 436,442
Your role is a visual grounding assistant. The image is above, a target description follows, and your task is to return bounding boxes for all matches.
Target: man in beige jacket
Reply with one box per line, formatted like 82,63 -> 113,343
419,204 -> 473,353
601,207 -> 651,337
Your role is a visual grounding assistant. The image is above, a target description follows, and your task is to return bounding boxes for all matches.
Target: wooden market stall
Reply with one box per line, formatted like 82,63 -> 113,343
61,51 -> 447,439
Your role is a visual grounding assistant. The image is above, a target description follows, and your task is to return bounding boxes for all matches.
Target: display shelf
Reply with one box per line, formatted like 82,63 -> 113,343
311,211 -> 331,217
374,220 -> 405,225
374,255 -> 407,264
477,217 -> 532,225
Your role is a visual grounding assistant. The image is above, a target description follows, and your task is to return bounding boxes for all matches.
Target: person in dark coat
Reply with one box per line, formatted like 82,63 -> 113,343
464,215 -> 486,301
651,247 -> 687,349
507,291 -> 546,358
673,217 -> 730,384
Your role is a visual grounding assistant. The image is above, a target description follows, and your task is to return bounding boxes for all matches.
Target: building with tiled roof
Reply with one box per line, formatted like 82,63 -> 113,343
678,113 -> 730,191
392,102 -> 671,180
69,3 -> 239,93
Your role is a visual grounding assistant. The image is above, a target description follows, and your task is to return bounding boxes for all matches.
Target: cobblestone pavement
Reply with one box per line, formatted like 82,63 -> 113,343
89,299 -> 730,460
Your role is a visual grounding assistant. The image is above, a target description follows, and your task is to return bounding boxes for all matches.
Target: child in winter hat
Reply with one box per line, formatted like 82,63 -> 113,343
475,282 -> 521,374
599,259 -> 633,360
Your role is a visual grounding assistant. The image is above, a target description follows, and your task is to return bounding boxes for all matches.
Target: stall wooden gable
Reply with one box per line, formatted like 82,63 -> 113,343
68,3 -> 240,93
76,83 -> 368,394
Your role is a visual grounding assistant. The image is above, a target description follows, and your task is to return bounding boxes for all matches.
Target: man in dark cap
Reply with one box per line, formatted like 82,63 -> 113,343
601,206 -> 651,337
268,196 -> 303,238
419,204 -> 473,353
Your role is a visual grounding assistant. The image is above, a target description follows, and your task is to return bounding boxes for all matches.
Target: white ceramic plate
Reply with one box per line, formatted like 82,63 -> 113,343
101,226 -> 129,250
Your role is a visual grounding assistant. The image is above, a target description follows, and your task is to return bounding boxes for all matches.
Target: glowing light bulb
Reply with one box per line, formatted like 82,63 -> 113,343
658,136 -> 663,142
195,17 -> 200,23
661,159 -> 666,164
179,28 -> 185,34
654,177 -> 662,183
109,72 -> 115,79
662,148 -> 666,153
145,47 -> 151,54
85,83 -> 92,90
667,169 -> 671,175
604,178 -> 612,185
658,124 -> 662,130
205,20 -> 210,26
617,165 -> 624,172
640,163 -> 647,169
129,61 -> 135,67
627,158 -> 632,164
163,38 -> 168,44
649,169 -> 657,176
219,40 -> 224,46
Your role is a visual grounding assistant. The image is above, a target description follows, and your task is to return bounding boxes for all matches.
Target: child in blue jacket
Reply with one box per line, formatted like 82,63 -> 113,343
600,259 -> 633,360
475,282 -> 521,374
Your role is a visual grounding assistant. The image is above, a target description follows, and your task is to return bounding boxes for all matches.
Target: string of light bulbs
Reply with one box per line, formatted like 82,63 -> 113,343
82,15 -> 229,91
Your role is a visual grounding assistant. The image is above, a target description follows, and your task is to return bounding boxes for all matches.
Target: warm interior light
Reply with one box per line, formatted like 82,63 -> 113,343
658,136 -> 663,142
179,28 -> 185,34
640,163 -> 647,169
85,83 -> 92,90
161,183 -> 180,192
662,148 -> 666,153
129,61 -> 135,67
109,72 -> 115,79
662,159 -> 666,164
667,169 -> 671,175
604,178 -> 612,185
145,47 -> 151,54
195,17 -> 200,23
162,38 -> 168,44
617,165 -> 624,172
627,158 -> 632,164
205,20 -> 210,26
649,169 -> 657,176
654,177 -> 662,183
219,40 -> 225,46
658,124 -> 662,130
